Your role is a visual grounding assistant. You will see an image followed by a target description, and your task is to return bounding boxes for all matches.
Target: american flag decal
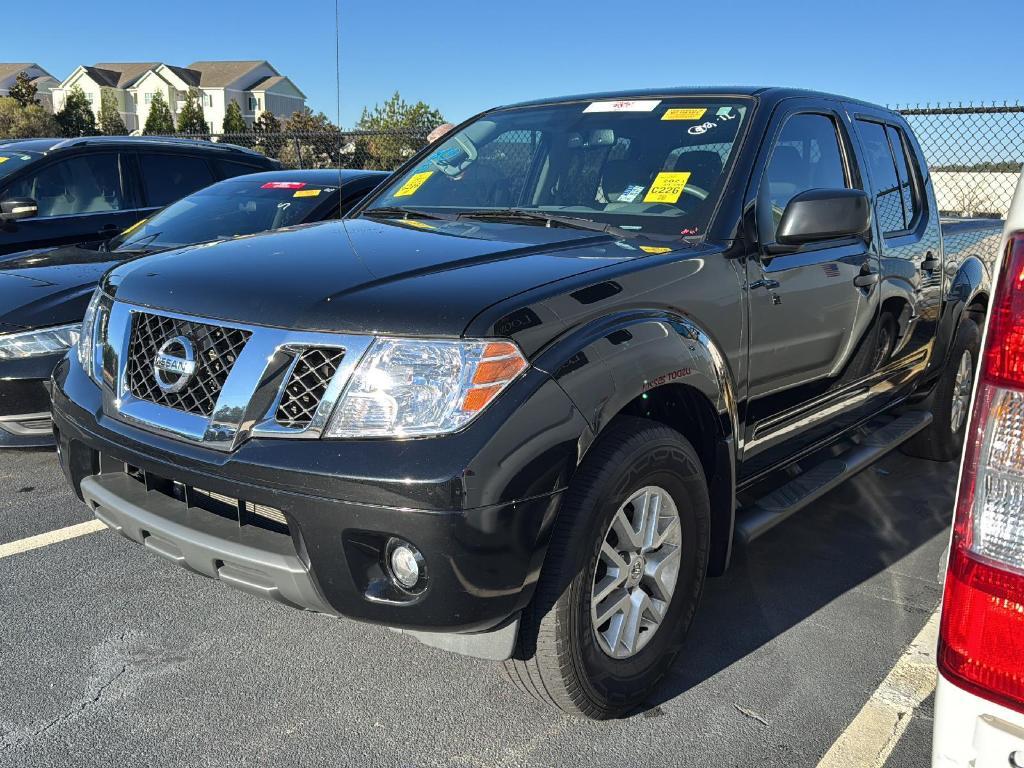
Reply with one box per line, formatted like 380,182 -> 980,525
823,263 -> 841,278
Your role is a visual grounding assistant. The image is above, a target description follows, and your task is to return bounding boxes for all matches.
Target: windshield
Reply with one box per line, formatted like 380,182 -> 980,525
108,179 -> 338,251
0,150 -> 41,182
363,98 -> 750,238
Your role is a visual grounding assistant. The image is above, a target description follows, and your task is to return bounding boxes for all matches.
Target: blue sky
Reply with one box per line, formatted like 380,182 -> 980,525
10,0 -> 1024,127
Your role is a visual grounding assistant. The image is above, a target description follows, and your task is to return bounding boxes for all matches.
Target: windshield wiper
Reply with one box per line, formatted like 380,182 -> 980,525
362,206 -> 452,221
455,208 -> 635,238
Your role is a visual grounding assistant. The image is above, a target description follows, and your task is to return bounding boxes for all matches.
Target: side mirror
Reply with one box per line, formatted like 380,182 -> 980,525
773,188 -> 871,250
0,197 -> 39,221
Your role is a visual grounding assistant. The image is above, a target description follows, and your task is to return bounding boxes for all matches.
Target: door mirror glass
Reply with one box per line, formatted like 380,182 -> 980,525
0,197 -> 39,221
775,188 -> 871,247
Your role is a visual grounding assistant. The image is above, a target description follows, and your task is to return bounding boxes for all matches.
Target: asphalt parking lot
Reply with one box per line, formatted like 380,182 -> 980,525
0,446 -> 952,768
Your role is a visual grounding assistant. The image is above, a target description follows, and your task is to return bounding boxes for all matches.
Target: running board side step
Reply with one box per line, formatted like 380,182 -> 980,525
734,411 -> 933,545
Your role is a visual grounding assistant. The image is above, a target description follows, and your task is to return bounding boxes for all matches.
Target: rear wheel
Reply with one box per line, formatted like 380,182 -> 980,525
901,318 -> 981,461
503,417 -> 710,718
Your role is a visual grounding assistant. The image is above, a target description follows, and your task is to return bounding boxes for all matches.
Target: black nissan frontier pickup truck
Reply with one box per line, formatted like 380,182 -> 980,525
51,87 -> 1003,718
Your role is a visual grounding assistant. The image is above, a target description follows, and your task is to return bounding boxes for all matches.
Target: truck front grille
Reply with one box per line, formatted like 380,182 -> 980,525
125,312 -> 251,417
275,347 -> 345,429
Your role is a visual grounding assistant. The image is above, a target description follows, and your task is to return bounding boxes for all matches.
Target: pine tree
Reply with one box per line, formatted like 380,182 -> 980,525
0,97 -> 59,138
9,71 -> 38,108
55,85 -> 97,137
142,90 -> 175,134
99,88 -> 128,135
253,110 -> 282,158
222,99 -> 247,135
176,88 -> 208,136
355,91 -> 445,169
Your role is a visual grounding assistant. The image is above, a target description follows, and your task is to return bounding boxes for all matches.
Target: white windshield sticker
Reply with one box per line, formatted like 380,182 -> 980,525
617,185 -> 645,203
584,99 -> 661,113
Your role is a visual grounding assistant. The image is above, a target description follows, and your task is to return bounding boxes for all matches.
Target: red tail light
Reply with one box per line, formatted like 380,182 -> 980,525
938,231 -> 1024,714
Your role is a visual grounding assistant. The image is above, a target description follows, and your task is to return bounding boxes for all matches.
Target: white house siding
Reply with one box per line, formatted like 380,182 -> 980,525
932,170 -> 1022,218
263,91 -> 304,122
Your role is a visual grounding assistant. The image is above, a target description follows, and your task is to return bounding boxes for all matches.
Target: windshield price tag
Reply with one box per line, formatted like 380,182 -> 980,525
394,171 -> 433,197
644,172 -> 692,204
662,108 -> 708,121
293,189 -> 321,198
584,100 -> 661,113
121,218 -> 147,236
640,246 -> 673,254
0,157 -> 8,164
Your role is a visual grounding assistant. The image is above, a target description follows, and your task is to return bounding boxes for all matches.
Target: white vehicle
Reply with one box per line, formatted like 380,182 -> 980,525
932,171 -> 1024,767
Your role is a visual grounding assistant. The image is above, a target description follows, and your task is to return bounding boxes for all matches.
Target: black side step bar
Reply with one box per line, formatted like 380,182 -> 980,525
734,411 -> 933,545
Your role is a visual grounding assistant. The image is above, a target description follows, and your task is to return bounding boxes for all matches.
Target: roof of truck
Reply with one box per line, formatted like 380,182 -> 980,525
501,86 -> 891,113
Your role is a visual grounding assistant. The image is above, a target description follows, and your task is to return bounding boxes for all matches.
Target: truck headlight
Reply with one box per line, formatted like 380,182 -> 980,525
76,289 -> 103,382
324,338 -> 528,438
0,323 -> 80,359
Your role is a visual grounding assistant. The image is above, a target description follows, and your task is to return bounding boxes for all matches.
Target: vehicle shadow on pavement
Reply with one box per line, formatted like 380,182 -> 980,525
644,450 -> 955,711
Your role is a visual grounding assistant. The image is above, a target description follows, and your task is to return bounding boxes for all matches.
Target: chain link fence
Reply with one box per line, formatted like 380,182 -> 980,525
894,103 -> 1024,219
150,130 -> 430,172
157,103 -> 1024,219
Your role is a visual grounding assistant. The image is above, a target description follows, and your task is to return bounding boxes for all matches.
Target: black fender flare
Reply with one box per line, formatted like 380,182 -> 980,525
933,255 -> 989,375
532,308 -> 739,575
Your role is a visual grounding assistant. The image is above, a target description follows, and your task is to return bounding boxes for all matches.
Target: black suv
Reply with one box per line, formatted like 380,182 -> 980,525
0,136 -> 279,256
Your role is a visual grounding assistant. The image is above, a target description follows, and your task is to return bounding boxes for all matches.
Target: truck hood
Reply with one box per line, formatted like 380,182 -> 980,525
103,218 -> 647,336
0,244 -> 121,330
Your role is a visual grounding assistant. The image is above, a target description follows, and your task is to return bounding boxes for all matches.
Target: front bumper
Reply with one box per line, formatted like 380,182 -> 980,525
51,353 -> 588,646
0,352 -> 63,447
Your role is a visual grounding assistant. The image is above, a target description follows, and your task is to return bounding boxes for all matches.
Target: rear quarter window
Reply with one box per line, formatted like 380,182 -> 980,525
216,159 -> 269,180
139,153 -> 215,207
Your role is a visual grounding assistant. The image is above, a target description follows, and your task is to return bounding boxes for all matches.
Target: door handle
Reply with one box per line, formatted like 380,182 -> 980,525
854,272 -> 880,288
747,278 -> 780,291
921,251 -> 940,272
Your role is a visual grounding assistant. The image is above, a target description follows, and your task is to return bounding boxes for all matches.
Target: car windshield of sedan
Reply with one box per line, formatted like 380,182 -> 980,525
108,179 -> 338,251
0,150 -> 41,181
362,98 -> 750,238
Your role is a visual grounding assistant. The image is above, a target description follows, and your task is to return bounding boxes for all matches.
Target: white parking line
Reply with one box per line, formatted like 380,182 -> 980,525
0,519 -> 106,559
817,609 -> 940,768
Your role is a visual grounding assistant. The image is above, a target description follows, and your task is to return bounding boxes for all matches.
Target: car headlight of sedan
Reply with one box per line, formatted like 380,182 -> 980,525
324,338 -> 528,438
0,323 -> 81,360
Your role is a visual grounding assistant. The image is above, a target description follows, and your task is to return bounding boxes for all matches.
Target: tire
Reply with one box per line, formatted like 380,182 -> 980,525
502,417 -> 711,718
901,317 -> 981,462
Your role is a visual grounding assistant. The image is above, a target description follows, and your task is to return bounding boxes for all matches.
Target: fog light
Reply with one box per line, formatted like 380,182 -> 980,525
388,539 -> 423,590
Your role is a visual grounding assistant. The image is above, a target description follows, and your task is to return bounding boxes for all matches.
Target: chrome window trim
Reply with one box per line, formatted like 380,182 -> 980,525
100,301 -> 374,451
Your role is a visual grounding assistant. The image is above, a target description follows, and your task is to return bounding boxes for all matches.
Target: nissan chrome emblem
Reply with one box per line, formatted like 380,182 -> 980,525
153,335 -> 197,394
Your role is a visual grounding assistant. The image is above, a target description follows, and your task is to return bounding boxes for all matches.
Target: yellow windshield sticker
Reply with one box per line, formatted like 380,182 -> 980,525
644,172 -> 691,204
640,246 -> 672,254
293,188 -> 321,198
662,108 -> 708,121
394,171 -> 433,197
121,218 -> 147,235
400,219 -> 436,230
0,156 -> 8,164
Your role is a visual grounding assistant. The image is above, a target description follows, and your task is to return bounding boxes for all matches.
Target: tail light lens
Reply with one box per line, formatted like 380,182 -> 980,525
938,231 -> 1024,714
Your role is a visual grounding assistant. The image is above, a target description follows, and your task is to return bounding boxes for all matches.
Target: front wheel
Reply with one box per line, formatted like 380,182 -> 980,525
503,418 -> 710,718
901,318 -> 981,461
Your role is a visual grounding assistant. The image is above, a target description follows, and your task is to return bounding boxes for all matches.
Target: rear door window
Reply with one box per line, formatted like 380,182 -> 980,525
3,153 -> 126,217
139,153 -> 215,207
856,119 -> 911,235
216,159 -> 265,180
885,125 -> 921,228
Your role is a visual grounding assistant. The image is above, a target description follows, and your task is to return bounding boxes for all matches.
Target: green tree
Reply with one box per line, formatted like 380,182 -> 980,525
176,88 -> 207,136
0,97 -> 59,138
142,90 -> 175,134
98,88 -> 128,135
277,108 -> 343,169
355,91 -> 445,170
55,84 -> 97,137
253,110 -> 282,158
222,99 -> 247,135
9,71 -> 39,108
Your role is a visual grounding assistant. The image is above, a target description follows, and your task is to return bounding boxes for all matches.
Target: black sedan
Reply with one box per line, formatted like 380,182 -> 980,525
0,168 -> 387,447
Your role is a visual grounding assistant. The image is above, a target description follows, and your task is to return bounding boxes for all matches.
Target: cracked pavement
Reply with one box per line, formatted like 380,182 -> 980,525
0,447 -> 950,767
